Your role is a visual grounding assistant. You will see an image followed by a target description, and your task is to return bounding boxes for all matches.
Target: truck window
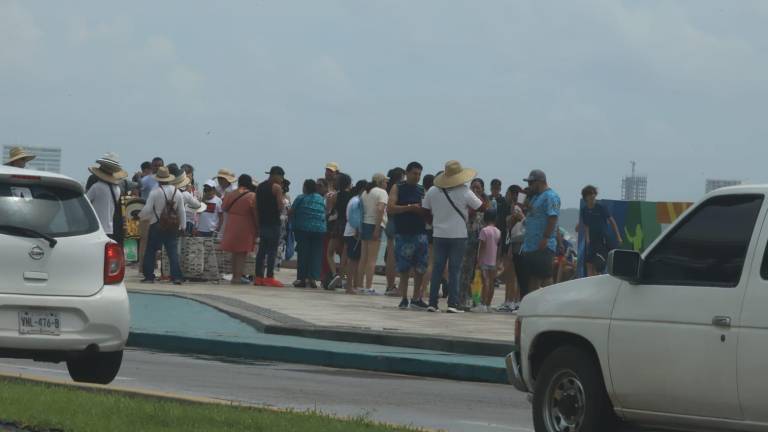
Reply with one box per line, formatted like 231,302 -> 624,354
762,241 -> 768,280
643,194 -> 763,288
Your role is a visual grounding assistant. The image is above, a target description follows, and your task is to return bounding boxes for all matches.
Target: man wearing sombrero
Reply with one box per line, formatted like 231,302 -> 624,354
138,166 -> 186,284
86,153 -> 128,245
215,168 -> 237,197
422,160 -> 484,313
169,165 -> 202,235
4,147 -> 36,168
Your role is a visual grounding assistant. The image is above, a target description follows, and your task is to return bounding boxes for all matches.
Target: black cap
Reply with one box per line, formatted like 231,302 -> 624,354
266,166 -> 285,176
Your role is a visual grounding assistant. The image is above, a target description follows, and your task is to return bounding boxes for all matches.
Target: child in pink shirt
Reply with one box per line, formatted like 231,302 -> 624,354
477,210 -> 501,312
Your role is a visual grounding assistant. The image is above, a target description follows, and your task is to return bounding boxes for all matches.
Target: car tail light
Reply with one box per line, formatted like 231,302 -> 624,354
514,317 -> 522,345
104,243 -> 125,285
10,175 -> 41,180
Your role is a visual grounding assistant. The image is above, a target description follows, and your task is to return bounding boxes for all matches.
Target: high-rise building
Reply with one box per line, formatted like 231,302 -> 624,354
3,145 -> 62,173
621,161 -> 647,201
705,179 -> 741,194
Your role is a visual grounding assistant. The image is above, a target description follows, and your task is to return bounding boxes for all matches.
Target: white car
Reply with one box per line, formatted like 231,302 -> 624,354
0,166 -> 129,384
508,186 -> 768,431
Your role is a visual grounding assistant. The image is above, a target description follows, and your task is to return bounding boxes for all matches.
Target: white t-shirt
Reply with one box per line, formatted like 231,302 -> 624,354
216,183 -> 236,198
138,185 -> 186,230
198,196 -> 223,233
362,187 -> 388,226
182,190 -> 202,224
86,182 -> 121,235
344,196 -> 360,237
422,185 -> 483,239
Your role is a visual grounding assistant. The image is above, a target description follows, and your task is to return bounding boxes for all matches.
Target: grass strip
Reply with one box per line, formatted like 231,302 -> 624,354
0,377 -> 422,432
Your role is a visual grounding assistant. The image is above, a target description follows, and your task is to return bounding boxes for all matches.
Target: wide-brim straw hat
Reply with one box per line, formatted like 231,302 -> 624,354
216,168 -> 236,183
88,165 -> 127,185
88,152 -> 128,185
5,147 -> 36,165
433,160 -> 477,189
154,166 -> 176,183
172,171 -> 191,189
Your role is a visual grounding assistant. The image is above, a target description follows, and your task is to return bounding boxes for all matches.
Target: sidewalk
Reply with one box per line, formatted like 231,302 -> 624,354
125,267 -> 517,357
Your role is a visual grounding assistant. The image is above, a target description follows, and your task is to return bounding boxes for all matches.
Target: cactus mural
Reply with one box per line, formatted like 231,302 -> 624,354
576,199 -> 692,277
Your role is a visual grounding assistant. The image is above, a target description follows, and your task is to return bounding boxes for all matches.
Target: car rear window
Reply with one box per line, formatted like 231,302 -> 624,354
0,182 -> 99,237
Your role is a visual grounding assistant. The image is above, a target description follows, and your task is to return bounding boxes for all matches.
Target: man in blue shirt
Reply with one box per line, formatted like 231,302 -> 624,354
140,157 -> 164,199
521,169 -> 560,296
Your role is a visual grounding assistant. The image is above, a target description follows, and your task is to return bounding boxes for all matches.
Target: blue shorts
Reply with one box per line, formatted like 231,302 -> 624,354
395,234 -> 429,274
360,223 -> 376,241
345,236 -> 362,260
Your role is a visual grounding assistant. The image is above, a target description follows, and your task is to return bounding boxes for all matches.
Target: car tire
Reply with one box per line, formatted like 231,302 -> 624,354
532,346 -> 617,432
67,350 -> 123,385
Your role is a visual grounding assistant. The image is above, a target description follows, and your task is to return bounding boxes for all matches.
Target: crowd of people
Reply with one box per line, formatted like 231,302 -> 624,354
5,146 -> 625,313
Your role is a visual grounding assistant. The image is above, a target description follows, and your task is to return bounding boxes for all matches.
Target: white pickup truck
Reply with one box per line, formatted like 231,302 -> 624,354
507,187 -> 768,432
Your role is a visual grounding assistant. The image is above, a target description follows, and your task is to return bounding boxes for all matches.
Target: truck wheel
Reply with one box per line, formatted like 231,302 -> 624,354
532,346 -> 616,432
67,350 -> 123,385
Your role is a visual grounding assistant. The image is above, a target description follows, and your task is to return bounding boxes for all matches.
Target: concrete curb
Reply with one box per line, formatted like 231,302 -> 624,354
127,332 -> 509,385
130,289 -> 515,357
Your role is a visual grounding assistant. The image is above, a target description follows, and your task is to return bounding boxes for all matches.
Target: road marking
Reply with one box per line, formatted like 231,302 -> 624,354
456,421 -> 533,431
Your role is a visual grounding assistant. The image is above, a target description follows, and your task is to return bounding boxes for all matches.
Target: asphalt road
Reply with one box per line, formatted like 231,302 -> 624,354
0,349 -> 533,432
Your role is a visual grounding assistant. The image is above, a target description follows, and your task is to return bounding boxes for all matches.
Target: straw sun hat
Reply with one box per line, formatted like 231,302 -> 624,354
216,168 -> 236,183
88,153 -> 128,185
433,160 -> 477,189
171,171 -> 191,189
5,147 -> 36,165
154,166 -> 176,183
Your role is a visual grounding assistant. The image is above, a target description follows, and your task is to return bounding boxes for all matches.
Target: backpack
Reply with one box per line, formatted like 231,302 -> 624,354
155,187 -> 180,233
348,195 -> 364,231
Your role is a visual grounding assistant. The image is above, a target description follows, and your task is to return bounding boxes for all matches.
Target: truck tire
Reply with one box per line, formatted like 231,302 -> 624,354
67,350 -> 123,385
532,346 -> 616,432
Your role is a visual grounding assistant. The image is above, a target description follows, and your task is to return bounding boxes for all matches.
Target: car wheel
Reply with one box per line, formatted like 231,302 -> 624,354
67,350 -> 123,385
532,346 -> 616,432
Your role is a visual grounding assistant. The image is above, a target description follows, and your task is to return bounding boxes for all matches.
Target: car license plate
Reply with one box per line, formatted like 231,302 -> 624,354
18,311 -> 61,335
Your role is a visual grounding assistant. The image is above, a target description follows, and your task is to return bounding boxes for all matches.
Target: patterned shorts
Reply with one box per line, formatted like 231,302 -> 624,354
395,234 -> 429,274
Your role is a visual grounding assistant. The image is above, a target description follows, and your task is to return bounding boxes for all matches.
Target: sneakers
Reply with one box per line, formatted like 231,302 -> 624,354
253,277 -> 265,286
385,286 -> 399,297
470,305 -> 486,313
308,280 -> 318,289
358,288 -> 379,295
140,278 -> 155,284
446,306 -> 464,314
329,274 -> 343,289
409,299 -> 429,310
496,302 -> 519,313
262,278 -> 284,288
426,306 -> 439,313
398,298 -> 409,309
292,280 -> 306,288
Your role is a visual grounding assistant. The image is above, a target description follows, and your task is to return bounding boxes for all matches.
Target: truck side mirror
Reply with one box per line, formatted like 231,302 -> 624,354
608,249 -> 641,283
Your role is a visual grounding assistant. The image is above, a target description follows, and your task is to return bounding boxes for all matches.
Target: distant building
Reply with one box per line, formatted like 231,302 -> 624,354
705,179 -> 741,194
621,161 -> 647,201
3,145 -> 62,173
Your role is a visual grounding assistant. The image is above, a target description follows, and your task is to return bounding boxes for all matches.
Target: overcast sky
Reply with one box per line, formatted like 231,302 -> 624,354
2,0 -> 767,207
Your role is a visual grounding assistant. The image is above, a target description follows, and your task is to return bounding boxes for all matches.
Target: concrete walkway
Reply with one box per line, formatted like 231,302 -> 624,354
126,266 -> 517,356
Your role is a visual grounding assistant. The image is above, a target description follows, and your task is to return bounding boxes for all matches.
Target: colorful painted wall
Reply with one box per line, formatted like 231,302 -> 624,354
576,199 -> 693,277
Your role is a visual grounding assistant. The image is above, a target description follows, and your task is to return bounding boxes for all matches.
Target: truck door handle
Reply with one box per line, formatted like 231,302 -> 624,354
712,316 -> 732,328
